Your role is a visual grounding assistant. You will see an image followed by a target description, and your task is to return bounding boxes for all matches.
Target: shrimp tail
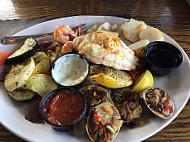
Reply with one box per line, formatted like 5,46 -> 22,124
61,41 -> 75,54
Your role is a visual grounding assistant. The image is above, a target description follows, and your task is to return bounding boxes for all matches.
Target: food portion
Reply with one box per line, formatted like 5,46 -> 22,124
89,65 -> 133,88
3,39 -> 58,100
87,22 -> 121,36
128,39 -> 149,58
8,88 -> 36,101
75,31 -> 138,71
121,18 -> 164,43
111,88 -> 142,122
31,52 -> 50,74
1,18 -> 179,141
86,103 -> 122,142
25,97 -> 43,123
79,85 -> 113,109
43,89 -> 85,125
4,58 -> 35,91
121,18 -> 147,42
132,70 -> 154,92
53,25 -> 74,45
5,38 -> 38,65
139,27 -> 164,42
140,87 -> 174,119
23,74 -> 57,97
0,52 -> 12,67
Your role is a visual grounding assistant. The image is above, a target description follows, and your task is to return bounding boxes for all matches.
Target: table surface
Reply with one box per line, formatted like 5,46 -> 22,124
0,0 -> 190,141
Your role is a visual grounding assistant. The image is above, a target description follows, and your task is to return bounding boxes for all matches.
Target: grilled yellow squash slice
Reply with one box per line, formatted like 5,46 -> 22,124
23,74 -> 57,97
32,52 -> 50,74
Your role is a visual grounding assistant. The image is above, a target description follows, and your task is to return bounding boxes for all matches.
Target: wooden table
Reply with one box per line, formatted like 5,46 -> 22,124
0,0 -> 189,141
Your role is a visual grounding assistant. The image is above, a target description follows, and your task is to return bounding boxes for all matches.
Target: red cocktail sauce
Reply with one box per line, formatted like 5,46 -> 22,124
44,89 -> 84,125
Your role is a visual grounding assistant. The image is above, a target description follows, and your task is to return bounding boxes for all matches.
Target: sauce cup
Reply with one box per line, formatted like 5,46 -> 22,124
51,53 -> 89,87
144,41 -> 183,76
39,87 -> 87,132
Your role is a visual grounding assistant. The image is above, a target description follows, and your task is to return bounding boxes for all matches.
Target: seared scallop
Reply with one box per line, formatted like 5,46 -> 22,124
121,18 -> 147,42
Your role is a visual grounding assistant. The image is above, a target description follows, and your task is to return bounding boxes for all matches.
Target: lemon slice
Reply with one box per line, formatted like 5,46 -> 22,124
132,70 -> 154,92
89,65 -> 133,89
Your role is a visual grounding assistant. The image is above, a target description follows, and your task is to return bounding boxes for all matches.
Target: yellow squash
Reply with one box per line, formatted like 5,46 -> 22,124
23,74 -> 57,97
32,52 -> 50,74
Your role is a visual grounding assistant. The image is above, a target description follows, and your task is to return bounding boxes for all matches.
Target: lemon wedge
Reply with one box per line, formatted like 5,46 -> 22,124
132,70 -> 154,92
89,65 -> 133,89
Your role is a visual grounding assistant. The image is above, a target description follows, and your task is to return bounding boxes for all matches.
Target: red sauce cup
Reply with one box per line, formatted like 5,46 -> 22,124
40,87 -> 87,132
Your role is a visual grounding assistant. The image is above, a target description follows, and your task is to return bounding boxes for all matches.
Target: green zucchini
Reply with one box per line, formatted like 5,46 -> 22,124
4,58 -> 35,91
8,88 -> 36,101
5,38 -> 38,65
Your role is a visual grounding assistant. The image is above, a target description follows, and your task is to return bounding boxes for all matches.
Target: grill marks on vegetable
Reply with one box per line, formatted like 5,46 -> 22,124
4,38 -> 56,103
4,58 -> 35,92
5,38 -> 38,65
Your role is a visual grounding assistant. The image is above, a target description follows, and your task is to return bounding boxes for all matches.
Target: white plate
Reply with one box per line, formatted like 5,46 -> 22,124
0,16 -> 190,142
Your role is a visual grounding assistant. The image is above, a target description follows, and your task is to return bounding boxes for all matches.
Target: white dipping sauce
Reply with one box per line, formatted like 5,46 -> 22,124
52,54 -> 88,86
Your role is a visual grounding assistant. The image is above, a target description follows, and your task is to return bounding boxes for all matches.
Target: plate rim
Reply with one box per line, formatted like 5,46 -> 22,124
0,15 -> 190,142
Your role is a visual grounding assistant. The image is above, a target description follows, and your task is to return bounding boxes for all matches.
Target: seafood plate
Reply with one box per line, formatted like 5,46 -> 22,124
0,16 -> 189,142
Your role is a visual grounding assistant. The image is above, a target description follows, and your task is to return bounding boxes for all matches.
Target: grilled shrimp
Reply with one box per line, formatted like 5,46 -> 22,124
61,41 -> 75,54
139,27 -> 164,42
53,25 -> 74,45
121,18 -> 147,42
73,35 -> 85,52
60,36 -> 85,54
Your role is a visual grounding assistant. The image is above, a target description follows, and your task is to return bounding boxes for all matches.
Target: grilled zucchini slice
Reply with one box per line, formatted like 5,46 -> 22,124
4,58 -> 35,91
8,88 -> 36,101
5,38 -> 38,65
32,52 -> 50,74
23,74 -> 57,97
